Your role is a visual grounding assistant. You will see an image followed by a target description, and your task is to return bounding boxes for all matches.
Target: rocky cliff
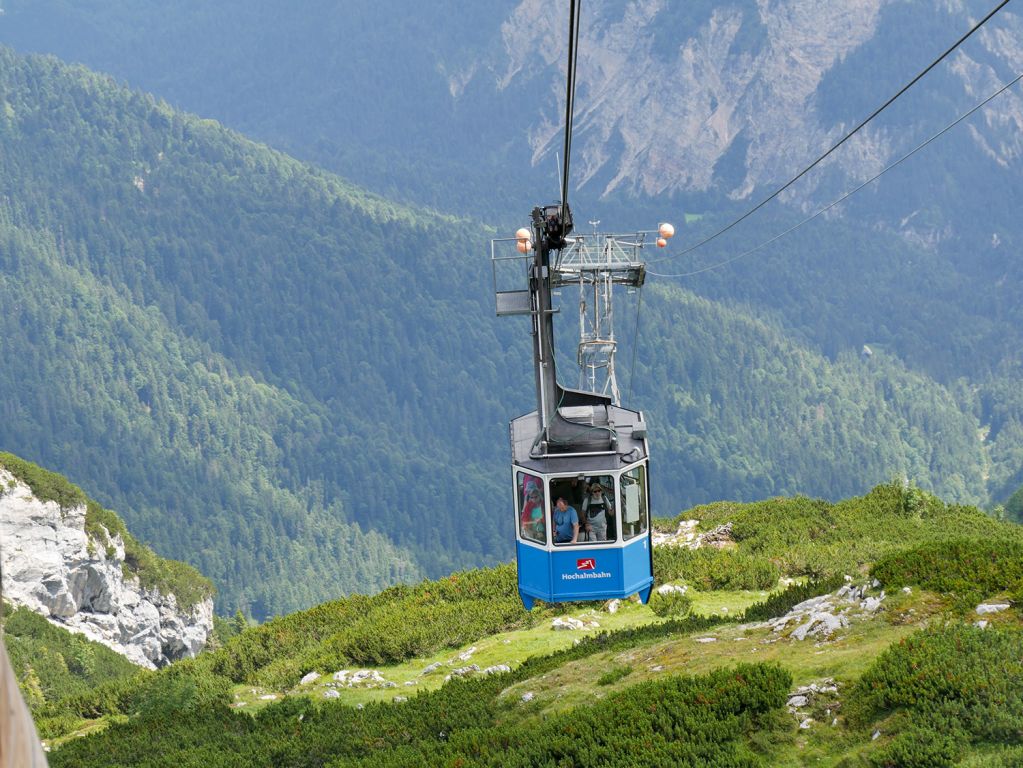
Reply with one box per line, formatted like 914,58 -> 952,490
0,466 -> 213,669
495,0 -> 1023,205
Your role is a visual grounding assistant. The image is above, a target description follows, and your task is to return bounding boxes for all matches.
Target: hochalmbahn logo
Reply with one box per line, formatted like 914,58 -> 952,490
576,558 -> 596,570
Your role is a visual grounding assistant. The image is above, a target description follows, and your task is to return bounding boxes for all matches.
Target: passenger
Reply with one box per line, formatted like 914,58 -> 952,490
552,497 -> 579,544
581,481 -> 611,541
521,487 -> 545,540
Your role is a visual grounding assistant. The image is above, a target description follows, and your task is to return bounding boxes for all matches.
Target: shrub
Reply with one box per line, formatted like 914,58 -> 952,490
869,724 -> 961,768
649,589 -> 694,618
654,547 -> 780,591
871,538 -> 1023,610
0,452 -> 86,510
596,665 -> 633,686
848,625 -> 1023,763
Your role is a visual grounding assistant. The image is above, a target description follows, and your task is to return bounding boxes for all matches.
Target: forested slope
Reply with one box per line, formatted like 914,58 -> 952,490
1,46 -> 1020,618
0,47 -> 506,616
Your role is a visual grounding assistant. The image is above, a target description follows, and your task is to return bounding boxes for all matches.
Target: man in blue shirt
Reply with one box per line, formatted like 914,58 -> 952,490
552,497 -> 579,544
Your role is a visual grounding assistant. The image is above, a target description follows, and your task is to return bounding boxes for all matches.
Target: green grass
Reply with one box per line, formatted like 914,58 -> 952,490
43,484 -> 1023,764
235,583 -> 796,710
0,452 -> 86,511
256,598 -> 662,708
499,585 -> 936,722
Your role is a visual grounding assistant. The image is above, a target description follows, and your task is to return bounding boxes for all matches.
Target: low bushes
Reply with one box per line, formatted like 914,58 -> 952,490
871,538 -> 1023,610
648,589 -> 693,618
657,482 -> 1023,582
52,661 -> 792,767
654,547 -> 780,591
847,625 -> 1023,766
49,576 -> 836,764
197,564 -> 537,689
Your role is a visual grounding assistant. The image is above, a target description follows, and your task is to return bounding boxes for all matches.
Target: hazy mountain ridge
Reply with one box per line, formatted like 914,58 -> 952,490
2,0 -> 1018,378
494,0 -> 1023,208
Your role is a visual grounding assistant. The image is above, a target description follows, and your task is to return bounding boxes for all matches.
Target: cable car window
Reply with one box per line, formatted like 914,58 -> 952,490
621,465 -> 648,541
580,475 -> 615,543
517,472 -> 546,544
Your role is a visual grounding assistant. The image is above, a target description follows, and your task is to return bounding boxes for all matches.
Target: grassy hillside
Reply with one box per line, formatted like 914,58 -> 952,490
1,605 -> 146,737
37,483 -> 1023,765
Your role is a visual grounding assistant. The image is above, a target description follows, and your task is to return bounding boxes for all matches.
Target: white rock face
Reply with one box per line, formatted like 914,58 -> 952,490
976,603 -> 1011,615
760,581 -> 883,641
657,583 -> 688,595
0,469 -> 213,669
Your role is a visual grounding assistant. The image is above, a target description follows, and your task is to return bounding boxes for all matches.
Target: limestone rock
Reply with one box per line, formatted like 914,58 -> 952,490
651,519 -> 698,548
552,617 -> 585,631
300,672 -> 321,685
348,670 -> 386,686
656,584 -> 688,595
791,611 -> 847,641
445,665 -> 480,681
0,469 -> 213,669
862,597 -> 883,613
976,603 -> 1010,615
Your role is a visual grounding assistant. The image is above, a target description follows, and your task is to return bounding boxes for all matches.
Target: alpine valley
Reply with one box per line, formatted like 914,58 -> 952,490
1,1 -> 1023,763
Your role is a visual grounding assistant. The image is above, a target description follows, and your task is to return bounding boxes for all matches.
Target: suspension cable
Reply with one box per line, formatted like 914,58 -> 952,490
648,0 -> 1014,266
561,0 -> 583,227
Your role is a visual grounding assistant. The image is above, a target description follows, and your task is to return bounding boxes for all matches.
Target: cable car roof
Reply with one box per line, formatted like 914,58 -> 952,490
510,404 -> 648,475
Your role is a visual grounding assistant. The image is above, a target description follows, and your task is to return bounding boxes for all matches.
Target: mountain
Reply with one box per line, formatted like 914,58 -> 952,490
35,482 -> 1023,766
0,46 -> 493,617
2,45 -> 1022,619
1,2 -> 1021,445
4,1 -> 1020,219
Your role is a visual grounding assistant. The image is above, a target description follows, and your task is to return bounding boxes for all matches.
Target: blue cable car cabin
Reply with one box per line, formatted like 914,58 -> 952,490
493,204 -> 655,611
510,405 -> 653,610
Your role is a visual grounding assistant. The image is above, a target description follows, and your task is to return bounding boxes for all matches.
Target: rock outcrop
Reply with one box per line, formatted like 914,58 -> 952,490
0,468 -> 213,669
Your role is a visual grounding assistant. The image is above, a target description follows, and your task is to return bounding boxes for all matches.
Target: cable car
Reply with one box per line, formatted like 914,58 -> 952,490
493,204 -> 654,610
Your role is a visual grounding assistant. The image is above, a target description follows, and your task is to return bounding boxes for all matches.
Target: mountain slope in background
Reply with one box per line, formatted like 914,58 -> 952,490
1,2 -> 1020,404
2,46 -> 1022,617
